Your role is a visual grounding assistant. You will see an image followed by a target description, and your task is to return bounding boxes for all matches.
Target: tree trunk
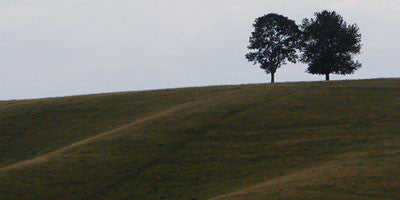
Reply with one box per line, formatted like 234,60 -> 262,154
325,73 -> 330,81
271,72 -> 275,83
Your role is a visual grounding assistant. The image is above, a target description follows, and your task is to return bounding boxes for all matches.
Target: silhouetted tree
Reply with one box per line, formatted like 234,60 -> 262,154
246,13 -> 300,83
300,10 -> 362,81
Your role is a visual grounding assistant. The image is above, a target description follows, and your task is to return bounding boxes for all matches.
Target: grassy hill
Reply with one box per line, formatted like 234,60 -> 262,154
0,79 -> 399,200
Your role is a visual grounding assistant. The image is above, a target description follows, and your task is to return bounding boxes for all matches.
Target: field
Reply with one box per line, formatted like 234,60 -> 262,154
0,78 -> 399,199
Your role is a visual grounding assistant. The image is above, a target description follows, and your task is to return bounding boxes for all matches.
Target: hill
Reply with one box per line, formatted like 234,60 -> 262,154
0,79 -> 399,199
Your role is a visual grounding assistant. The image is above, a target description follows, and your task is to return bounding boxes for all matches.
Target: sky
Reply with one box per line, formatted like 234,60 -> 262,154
1,0 -> 399,100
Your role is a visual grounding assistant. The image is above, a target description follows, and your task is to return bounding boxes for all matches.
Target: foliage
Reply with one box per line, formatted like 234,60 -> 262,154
246,13 -> 300,83
300,10 -> 362,80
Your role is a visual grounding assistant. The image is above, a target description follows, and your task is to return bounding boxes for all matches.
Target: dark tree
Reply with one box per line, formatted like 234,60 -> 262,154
300,10 -> 362,81
246,13 -> 300,83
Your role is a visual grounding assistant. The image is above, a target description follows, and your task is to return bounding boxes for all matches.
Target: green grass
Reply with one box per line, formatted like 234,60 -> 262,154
0,79 -> 399,199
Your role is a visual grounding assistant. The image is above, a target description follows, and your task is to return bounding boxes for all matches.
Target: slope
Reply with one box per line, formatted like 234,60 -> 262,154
0,86 -> 232,168
0,79 -> 399,200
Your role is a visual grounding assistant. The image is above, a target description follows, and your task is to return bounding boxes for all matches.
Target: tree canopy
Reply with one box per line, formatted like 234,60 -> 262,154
300,10 -> 362,81
246,13 -> 300,83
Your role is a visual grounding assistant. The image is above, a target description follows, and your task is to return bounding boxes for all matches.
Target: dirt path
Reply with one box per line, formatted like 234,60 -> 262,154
0,100 -> 37,111
0,87 -> 239,172
0,100 -> 203,172
208,163 -> 339,200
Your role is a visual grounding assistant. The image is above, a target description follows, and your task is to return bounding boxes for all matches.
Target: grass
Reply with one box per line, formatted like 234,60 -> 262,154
0,78 -> 399,199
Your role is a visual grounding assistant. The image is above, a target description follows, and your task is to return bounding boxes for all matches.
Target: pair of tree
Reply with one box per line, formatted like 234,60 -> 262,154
246,10 -> 362,83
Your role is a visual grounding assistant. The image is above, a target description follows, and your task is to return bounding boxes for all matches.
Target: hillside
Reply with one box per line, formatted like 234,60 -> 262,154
0,79 -> 399,200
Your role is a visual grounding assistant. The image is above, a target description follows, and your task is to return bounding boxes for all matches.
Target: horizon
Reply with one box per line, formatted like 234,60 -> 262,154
2,77 -> 397,101
1,0 -> 399,100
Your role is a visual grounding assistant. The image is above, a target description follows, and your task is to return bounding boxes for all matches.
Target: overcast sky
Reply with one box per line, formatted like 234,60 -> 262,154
1,0 -> 399,100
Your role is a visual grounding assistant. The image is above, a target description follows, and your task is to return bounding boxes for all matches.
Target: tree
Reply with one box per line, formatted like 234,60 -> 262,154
246,13 -> 300,83
300,10 -> 362,81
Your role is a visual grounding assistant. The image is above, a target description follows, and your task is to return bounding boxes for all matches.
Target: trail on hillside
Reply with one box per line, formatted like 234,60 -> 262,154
0,86 -> 242,172
208,163 -> 338,200
0,99 -> 207,172
0,100 -> 37,111
209,145 -> 400,200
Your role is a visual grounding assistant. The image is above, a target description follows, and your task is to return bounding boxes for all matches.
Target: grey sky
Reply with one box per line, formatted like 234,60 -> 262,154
1,0 -> 399,100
